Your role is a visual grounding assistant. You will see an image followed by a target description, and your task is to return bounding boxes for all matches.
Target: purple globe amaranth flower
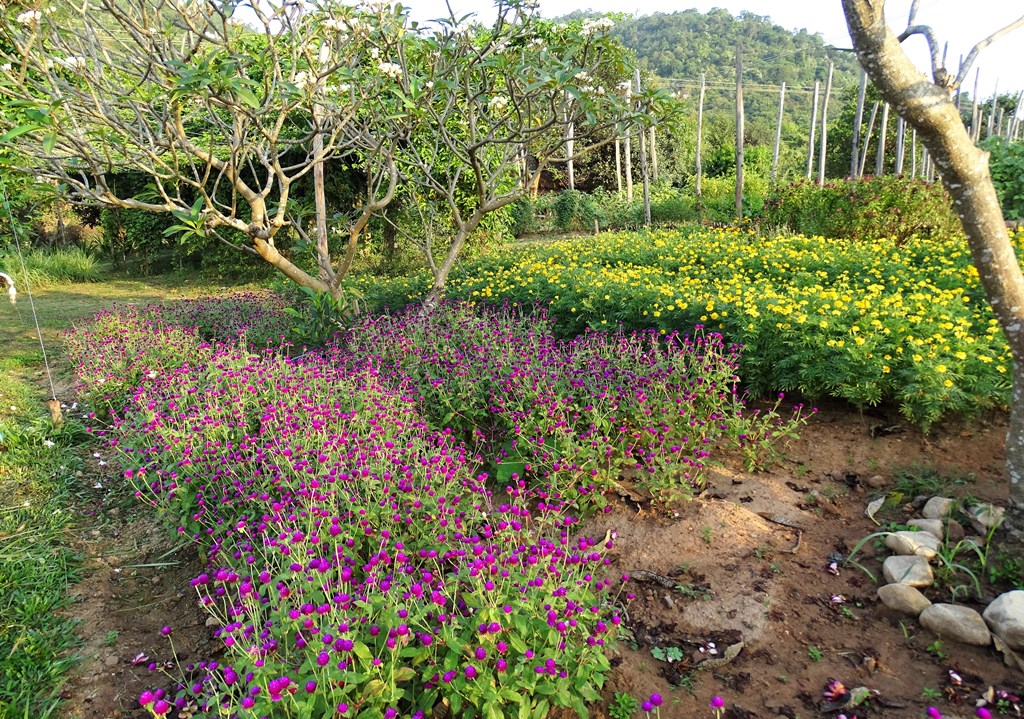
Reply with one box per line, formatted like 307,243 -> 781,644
138,690 -> 154,706
926,709 -> 942,719
710,696 -> 726,709
650,693 -> 663,707
152,699 -> 171,716
465,665 -> 478,680
975,709 -> 992,719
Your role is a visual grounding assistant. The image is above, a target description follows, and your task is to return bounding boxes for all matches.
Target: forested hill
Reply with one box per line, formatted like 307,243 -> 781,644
609,9 -> 860,91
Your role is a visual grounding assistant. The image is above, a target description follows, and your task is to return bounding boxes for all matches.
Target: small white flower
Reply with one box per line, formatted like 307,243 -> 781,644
98,460 -> 107,466
146,370 -> 158,379
16,9 -> 42,25
487,95 -> 509,113
93,481 -> 103,489
23,500 -> 30,507
55,55 -> 88,72
581,17 -> 615,37
43,439 -> 55,448
0,63 -> 11,73
369,47 -> 380,60
9,405 -> 16,411
377,61 -> 402,80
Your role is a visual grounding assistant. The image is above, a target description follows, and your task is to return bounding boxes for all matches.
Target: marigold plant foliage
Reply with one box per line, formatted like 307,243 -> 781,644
352,227 -> 1021,428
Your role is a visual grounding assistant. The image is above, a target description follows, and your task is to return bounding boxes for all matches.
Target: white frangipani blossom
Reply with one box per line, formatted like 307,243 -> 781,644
16,10 -> 42,25
581,17 -> 614,37
487,95 -> 509,113
377,61 -> 402,80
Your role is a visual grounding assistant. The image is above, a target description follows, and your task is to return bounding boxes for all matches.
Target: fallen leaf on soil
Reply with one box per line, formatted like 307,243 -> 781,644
865,497 -> 885,524
993,634 -> 1024,674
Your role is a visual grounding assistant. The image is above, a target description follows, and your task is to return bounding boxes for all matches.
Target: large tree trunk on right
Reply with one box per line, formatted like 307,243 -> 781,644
844,0 -> 1024,537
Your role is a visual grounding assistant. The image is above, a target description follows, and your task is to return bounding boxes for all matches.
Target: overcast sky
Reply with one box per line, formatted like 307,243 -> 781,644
404,0 -> 1023,102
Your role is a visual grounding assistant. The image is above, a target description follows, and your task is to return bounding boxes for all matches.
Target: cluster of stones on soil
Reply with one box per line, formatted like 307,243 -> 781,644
868,495 -> 1024,651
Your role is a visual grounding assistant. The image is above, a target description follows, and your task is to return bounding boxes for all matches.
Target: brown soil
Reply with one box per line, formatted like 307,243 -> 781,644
60,403 -> 1023,719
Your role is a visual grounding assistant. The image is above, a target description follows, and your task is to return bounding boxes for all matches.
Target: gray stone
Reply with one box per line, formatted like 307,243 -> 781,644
983,590 -> 1024,650
865,474 -> 887,489
946,520 -> 966,542
885,531 -> 939,559
877,584 -> 932,616
922,497 -> 956,520
882,555 -> 934,587
920,603 -> 991,646
907,518 -> 944,540
967,503 -> 1005,535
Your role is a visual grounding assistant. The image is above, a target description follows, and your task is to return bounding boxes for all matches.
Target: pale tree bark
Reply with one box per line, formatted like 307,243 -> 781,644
842,0 -> 1024,535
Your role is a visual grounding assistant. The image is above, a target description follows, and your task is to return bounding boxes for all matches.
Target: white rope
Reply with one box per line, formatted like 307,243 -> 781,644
0,174 -> 59,402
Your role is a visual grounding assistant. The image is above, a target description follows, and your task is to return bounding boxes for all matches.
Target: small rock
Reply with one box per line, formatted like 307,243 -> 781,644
865,474 -> 887,489
882,555 -> 934,587
946,520 -> 965,542
877,584 -> 932,616
907,518 -> 944,540
967,503 -> 1005,535
920,604 -> 991,646
922,496 -> 956,520
983,590 -> 1024,650
885,531 -> 939,559
205,616 -> 220,628
663,594 -> 675,609
104,654 -> 119,668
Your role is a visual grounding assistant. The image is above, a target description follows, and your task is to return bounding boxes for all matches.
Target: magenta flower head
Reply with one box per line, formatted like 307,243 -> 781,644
138,690 -> 155,707
465,665 -> 478,680
976,709 -> 992,719
710,696 -> 725,709
152,699 -> 171,717
160,625 -> 172,636
926,708 -> 942,719
641,700 -> 653,712
650,693 -> 663,707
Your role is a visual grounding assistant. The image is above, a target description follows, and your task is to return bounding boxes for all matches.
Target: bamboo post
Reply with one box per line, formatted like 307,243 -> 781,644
894,117 -> 905,174
987,78 -> 999,139
735,42 -> 744,220
695,73 -> 705,204
910,128 -> 917,177
636,70 -> 650,226
771,82 -> 785,185
851,68 -> 867,177
971,69 -> 981,142
875,102 -> 890,175
650,126 -> 659,183
818,61 -> 833,186
859,101 -> 879,177
614,135 -> 622,193
624,82 -> 633,202
806,80 -> 819,179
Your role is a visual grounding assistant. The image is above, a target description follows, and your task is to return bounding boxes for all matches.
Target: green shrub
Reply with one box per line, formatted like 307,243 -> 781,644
761,176 -> 961,241
0,247 -> 102,287
982,137 -> 1024,221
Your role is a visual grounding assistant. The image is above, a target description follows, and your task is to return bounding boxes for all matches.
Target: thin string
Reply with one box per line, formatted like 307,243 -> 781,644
0,173 -> 58,401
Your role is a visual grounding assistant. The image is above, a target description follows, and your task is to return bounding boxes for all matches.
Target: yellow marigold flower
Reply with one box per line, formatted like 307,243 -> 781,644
936,364 -> 947,373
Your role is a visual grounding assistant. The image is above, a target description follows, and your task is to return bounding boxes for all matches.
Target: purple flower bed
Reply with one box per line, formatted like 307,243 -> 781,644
65,297 -> 809,719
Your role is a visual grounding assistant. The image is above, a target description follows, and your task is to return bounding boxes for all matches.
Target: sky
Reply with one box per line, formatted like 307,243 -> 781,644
403,0 -> 1023,102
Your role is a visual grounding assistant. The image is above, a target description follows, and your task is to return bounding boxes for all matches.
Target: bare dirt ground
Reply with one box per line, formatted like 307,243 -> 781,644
59,402 -> 1022,719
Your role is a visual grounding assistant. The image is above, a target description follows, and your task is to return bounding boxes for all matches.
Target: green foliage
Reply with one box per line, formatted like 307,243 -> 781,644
0,246 -> 102,287
761,176 -> 961,242
982,137 -> 1024,221
0,367 -> 84,719
609,691 -> 640,719
357,225 -> 1019,428
282,286 -> 360,347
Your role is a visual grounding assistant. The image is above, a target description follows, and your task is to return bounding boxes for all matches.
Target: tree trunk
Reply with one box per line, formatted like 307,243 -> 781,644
843,0 -> 1024,534
772,82 -> 785,185
818,62 -> 833,187
695,73 -> 705,205
806,81 -> 819,179
735,43 -> 744,220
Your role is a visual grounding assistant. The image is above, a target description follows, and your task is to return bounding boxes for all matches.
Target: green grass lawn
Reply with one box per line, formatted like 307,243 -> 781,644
0,273 -> 251,719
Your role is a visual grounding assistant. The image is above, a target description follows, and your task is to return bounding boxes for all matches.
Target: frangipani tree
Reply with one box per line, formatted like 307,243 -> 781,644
842,0 -> 1024,536
0,0 -> 665,301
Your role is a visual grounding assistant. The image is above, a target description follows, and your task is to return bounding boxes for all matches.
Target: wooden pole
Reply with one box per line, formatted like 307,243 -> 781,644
614,135 -> 622,193
624,83 -> 633,202
971,68 -> 981,142
895,116 -> 906,174
695,73 -> 705,204
851,68 -> 867,177
735,42 -> 744,220
636,69 -> 650,225
875,102 -> 890,175
650,126 -> 659,183
987,78 -> 999,139
910,128 -> 917,177
565,112 -> 575,191
771,82 -> 785,185
818,61 -> 833,186
806,80 -> 819,179
859,101 -> 879,177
